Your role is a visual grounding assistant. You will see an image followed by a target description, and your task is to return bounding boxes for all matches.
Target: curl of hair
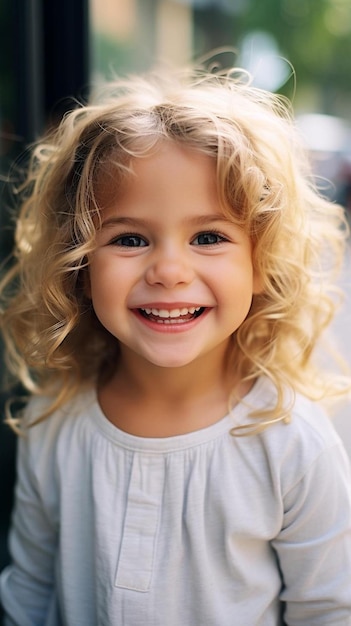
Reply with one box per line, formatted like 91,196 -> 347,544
1,65 -> 349,432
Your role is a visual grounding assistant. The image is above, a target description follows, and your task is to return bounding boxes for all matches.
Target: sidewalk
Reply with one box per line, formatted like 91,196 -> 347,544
331,242 -> 351,458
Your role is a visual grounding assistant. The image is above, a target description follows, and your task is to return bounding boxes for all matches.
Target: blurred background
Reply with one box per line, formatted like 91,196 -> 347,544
0,0 -> 351,594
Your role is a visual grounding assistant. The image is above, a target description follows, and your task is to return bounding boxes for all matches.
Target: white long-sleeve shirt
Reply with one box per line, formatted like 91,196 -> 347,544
1,376 -> 351,625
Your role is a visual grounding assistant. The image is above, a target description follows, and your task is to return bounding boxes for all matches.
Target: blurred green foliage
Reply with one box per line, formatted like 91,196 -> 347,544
239,0 -> 351,107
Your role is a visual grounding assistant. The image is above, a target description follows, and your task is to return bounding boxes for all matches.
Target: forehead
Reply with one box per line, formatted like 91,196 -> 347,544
95,141 -> 218,211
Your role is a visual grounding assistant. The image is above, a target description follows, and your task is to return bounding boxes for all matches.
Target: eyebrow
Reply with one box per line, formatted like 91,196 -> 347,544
100,214 -> 234,229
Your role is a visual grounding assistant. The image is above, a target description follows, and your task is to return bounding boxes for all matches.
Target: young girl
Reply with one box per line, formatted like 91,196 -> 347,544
1,65 -> 351,625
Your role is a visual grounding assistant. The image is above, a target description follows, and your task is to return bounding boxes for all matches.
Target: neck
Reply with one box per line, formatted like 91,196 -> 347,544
98,344 -> 249,437
117,342 -> 232,401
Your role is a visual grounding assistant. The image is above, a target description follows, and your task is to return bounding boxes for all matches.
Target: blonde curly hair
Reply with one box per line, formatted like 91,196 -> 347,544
1,65 -> 349,431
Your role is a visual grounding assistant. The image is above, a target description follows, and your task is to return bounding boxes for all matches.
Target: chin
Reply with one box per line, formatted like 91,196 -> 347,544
143,353 -> 197,369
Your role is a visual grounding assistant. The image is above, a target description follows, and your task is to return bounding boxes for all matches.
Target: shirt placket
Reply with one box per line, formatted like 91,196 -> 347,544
115,452 -> 165,592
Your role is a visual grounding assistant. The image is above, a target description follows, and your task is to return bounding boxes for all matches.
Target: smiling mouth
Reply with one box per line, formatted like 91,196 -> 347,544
139,306 -> 206,324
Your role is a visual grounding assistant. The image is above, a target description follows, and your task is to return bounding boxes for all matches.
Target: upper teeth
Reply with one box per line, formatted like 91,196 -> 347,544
141,306 -> 201,318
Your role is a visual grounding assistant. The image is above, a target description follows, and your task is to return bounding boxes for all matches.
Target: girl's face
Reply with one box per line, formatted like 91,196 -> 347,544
88,142 -> 261,373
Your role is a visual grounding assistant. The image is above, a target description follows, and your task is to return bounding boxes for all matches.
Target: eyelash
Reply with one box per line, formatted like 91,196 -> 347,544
108,230 -> 229,248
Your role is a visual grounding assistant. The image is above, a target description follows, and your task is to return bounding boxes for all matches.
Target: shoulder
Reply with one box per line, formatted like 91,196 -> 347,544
249,376 -> 343,449
17,387 -> 98,473
244,377 -> 350,495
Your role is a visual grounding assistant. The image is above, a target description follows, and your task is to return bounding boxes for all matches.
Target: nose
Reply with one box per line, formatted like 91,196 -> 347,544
145,246 -> 195,288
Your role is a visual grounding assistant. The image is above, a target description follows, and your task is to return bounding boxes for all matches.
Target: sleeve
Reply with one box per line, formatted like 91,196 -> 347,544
0,432 -> 58,626
272,442 -> 351,626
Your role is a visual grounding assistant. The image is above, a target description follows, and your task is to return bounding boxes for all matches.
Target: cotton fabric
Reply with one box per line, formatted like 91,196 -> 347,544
1,377 -> 351,625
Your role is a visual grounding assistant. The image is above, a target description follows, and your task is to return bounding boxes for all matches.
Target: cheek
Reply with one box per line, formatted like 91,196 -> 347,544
86,258 -> 109,304
87,256 -> 131,306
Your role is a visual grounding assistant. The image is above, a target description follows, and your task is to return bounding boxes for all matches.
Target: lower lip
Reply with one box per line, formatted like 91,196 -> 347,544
131,308 -> 210,333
